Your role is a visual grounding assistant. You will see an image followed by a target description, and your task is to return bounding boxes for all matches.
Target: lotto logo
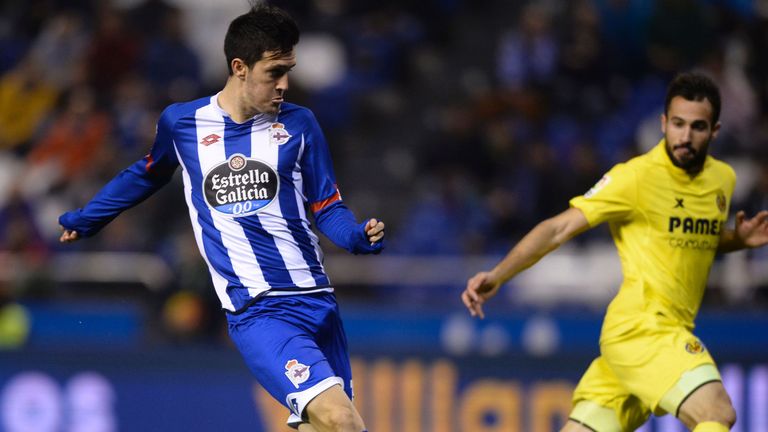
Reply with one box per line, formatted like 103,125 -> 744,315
200,133 -> 221,146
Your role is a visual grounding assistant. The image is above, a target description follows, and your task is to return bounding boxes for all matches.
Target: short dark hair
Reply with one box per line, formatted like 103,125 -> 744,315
664,72 -> 722,124
223,4 -> 299,74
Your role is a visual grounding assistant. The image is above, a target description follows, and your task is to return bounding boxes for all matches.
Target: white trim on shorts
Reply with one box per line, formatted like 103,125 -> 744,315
659,363 -> 721,416
286,376 -> 345,428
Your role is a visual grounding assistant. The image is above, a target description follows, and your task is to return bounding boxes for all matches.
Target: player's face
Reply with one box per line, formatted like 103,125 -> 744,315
661,96 -> 720,174
243,50 -> 296,115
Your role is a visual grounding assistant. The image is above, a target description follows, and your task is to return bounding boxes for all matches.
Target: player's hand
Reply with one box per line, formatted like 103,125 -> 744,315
59,226 -> 80,243
735,210 -> 768,248
461,271 -> 502,319
365,218 -> 385,245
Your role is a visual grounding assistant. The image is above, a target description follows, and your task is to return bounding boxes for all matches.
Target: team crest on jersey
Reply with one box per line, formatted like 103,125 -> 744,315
584,174 -> 611,198
716,190 -> 727,214
269,122 -> 292,145
285,359 -> 310,389
202,153 -> 279,217
685,338 -> 706,354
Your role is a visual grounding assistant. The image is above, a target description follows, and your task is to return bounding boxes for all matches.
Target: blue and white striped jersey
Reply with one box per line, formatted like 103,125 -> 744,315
159,95 -> 343,311
60,95 -> 382,312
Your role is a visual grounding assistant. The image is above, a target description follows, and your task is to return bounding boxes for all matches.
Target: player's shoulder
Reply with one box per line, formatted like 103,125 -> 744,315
159,96 -> 213,125
705,154 -> 737,182
277,102 -> 318,124
605,157 -> 641,179
616,149 -> 660,177
696,155 -> 737,195
627,150 -> 656,168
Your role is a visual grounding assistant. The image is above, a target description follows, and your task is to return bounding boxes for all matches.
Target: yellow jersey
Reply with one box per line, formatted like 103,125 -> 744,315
570,140 -> 736,342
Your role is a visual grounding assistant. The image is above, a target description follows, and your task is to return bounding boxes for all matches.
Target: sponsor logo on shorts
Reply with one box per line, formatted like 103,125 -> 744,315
685,339 -> 706,354
285,359 -> 311,389
202,154 -> 279,216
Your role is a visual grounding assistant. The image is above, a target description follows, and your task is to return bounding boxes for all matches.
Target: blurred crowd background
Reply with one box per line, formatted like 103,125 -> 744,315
1,0 -> 768,349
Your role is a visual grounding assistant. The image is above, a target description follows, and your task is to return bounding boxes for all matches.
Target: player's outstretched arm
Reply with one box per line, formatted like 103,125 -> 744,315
314,202 -> 385,255
718,210 -> 768,253
461,207 -> 590,319
58,158 -> 176,241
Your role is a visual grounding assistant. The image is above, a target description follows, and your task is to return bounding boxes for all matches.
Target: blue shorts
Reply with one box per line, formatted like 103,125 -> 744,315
226,292 -> 352,427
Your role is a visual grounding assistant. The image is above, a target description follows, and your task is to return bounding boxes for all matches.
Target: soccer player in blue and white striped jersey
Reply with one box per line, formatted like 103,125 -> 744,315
59,5 -> 382,431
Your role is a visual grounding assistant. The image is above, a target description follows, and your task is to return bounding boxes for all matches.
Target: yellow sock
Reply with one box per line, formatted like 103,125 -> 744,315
693,421 -> 729,432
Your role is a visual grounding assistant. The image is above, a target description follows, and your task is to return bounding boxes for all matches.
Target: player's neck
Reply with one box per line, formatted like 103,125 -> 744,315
218,80 -> 257,123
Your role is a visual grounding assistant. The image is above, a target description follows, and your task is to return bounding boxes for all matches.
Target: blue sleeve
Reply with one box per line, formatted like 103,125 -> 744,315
59,108 -> 180,237
299,110 -> 383,254
315,202 -> 384,255
301,110 -> 340,205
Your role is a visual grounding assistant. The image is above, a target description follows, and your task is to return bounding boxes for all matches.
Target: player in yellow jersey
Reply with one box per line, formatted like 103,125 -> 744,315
461,72 -> 768,432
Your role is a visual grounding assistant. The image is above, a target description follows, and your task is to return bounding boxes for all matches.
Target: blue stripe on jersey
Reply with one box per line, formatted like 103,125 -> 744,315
236,216 -> 295,286
277,140 -> 329,285
178,116 -> 245,304
224,119 -> 294,287
223,117 -> 252,158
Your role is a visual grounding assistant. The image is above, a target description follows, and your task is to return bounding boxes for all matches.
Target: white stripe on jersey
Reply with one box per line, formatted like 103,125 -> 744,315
194,102 -> 266,298
250,122 -> 317,287
175,143 -> 235,311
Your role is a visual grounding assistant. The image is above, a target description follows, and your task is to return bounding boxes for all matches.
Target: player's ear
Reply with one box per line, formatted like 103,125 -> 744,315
231,58 -> 248,80
711,121 -> 721,140
660,113 -> 667,134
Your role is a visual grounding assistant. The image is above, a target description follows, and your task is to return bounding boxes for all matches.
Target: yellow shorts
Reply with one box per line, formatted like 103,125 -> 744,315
569,319 -> 721,431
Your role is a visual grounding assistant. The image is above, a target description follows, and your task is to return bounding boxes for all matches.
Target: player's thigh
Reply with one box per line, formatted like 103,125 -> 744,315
677,381 -> 736,429
602,324 -> 718,417
317,300 -> 353,400
570,356 -> 650,432
227,311 -> 342,421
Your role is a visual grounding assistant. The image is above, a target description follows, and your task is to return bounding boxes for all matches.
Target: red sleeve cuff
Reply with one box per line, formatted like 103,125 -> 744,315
311,189 -> 342,213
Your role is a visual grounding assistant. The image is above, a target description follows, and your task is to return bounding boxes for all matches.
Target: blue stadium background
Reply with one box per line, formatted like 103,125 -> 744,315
1,0 -> 767,430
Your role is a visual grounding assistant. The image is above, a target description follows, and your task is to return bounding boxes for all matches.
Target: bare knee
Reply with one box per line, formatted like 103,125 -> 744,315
699,402 -> 736,428
308,404 -> 363,431
304,385 -> 364,432
678,383 -> 736,429
323,405 -> 363,430
689,406 -> 736,429
722,405 -> 737,427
